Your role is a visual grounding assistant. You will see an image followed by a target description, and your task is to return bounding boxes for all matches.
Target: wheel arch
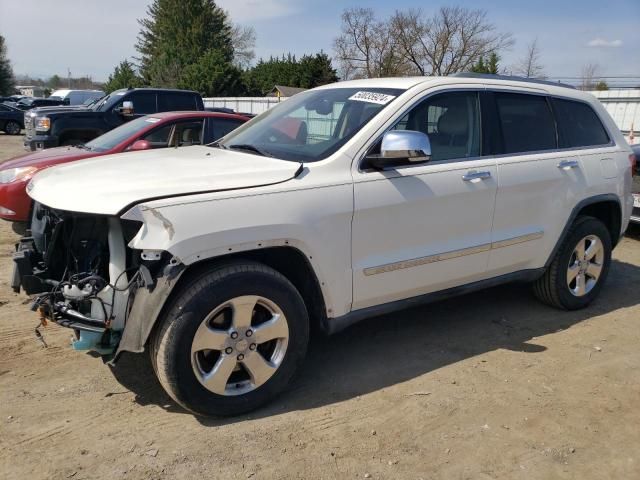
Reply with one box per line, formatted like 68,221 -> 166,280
173,246 -> 328,334
115,245 -> 329,362
545,193 -> 622,268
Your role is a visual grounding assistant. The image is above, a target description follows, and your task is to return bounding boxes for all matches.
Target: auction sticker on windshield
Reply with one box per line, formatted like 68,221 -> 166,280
348,91 -> 396,105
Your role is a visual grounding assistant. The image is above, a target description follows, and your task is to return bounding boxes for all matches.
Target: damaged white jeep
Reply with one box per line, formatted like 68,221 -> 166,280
13,75 -> 633,416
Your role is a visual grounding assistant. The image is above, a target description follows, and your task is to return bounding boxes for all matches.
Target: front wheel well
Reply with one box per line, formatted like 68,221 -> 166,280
169,247 -> 327,336
576,200 -> 621,246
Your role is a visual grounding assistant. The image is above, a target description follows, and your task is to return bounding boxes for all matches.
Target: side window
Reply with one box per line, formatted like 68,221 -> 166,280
124,92 -> 157,114
495,93 -> 556,154
142,124 -> 173,148
551,98 -> 610,148
173,120 -> 204,146
209,118 -> 245,141
157,94 -> 197,112
393,91 -> 481,161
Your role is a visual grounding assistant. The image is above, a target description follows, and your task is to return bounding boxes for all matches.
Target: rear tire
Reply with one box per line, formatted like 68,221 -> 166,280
533,216 -> 612,310
151,261 -> 309,416
4,121 -> 21,135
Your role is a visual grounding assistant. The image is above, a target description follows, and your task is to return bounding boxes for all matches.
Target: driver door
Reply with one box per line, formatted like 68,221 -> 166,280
351,90 -> 498,310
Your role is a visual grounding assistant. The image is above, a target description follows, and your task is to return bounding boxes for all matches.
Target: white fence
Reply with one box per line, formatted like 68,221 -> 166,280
203,97 -> 287,115
588,90 -> 639,143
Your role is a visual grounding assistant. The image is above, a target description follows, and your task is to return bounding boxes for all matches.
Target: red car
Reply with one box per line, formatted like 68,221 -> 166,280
0,111 -> 249,223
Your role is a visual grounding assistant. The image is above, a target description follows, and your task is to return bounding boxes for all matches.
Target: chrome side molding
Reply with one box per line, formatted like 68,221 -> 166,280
364,231 -> 544,276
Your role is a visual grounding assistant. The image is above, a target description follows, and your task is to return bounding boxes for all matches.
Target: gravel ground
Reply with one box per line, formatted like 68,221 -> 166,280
1,134 -> 639,479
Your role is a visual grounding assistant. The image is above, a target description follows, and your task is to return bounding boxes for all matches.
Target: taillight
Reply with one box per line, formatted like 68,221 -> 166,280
630,153 -> 637,176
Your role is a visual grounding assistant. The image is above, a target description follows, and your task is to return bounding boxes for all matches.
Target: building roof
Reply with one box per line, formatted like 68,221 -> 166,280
269,85 -> 308,97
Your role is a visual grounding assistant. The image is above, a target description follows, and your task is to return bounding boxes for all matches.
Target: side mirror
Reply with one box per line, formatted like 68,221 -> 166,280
129,139 -> 151,151
118,100 -> 135,116
367,130 -> 432,170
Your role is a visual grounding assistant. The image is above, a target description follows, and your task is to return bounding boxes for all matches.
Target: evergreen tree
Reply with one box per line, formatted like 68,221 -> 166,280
244,52 -> 338,95
104,60 -> 145,93
470,56 -> 486,73
178,49 -> 245,96
486,53 -> 500,74
135,0 -> 234,88
470,53 -> 499,74
0,35 -> 15,96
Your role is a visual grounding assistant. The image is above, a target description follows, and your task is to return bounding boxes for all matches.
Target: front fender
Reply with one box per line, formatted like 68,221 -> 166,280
121,185 -> 354,319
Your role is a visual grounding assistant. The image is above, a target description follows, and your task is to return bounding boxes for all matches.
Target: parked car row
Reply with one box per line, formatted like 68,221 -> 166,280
0,110 -> 248,222
23,87 -> 205,150
6,75 -> 635,417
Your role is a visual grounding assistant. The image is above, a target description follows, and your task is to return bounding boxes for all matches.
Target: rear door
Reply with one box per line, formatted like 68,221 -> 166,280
487,90 -> 588,275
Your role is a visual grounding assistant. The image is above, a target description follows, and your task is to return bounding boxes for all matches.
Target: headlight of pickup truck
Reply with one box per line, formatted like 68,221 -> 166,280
0,166 -> 38,184
35,116 -> 50,131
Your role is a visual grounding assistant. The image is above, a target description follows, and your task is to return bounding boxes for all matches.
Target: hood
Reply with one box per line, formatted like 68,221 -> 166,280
28,106 -> 98,117
0,146 -> 95,170
28,146 -> 301,215
29,105 -> 90,114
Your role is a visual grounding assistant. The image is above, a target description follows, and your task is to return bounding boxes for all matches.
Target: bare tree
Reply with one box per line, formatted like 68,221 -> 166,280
333,8 -> 411,79
581,63 -> 599,90
232,24 -> 256,70
390,7 -> 513,76
513,38 -> 545,78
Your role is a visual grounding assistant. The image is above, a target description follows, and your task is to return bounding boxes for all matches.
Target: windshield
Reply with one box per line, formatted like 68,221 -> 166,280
219,87 -> 404,162
91,90 -> 127,112
84,116 -> 156,152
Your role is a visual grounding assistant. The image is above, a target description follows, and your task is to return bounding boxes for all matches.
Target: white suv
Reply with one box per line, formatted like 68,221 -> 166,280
13,75 -> 633,416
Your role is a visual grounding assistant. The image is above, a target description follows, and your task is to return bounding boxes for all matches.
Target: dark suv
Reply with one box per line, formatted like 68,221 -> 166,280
23,88 -> 204,151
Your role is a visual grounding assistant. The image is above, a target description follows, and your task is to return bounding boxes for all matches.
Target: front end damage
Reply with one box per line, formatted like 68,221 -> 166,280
12,202 -> 184,361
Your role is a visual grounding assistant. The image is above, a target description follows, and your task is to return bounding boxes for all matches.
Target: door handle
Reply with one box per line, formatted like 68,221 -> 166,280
558,159 -> 579,170
462,170 -> 492,182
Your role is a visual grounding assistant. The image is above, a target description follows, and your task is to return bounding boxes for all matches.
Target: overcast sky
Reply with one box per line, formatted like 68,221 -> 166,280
1,0 -> 638,83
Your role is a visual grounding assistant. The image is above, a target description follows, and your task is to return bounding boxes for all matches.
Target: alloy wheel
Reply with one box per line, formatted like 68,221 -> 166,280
191,295 -> 289,396
566,234 -> 604,297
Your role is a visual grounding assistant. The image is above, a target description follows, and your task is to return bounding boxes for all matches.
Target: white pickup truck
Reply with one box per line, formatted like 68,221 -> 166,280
13,74 -> 633,416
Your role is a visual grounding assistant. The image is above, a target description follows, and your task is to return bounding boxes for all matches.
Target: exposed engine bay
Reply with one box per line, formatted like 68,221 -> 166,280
11,202 -> 169,357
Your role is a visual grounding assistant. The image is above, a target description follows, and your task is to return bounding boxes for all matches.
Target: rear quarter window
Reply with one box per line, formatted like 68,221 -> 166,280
158,94 -> 198,111
495,92 -> 557,154
551,98 -> 610,148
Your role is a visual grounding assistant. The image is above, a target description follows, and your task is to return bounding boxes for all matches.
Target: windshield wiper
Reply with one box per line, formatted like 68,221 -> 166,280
207,141 -> 227,149
228,144 -> 273,157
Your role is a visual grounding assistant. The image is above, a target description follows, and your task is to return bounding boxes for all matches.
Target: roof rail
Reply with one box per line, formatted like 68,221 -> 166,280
451,72 -> 576,90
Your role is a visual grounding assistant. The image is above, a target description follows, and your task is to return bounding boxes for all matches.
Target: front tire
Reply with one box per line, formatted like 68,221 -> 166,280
151,261 -> 309,416
534,216 -> 612,310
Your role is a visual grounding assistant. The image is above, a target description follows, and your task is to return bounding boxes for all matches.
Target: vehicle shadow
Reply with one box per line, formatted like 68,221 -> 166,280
109,257 -> 640,424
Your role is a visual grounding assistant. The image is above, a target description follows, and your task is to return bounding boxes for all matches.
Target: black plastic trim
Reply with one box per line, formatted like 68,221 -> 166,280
544,193 -> 622,269
322,268 -> 545,335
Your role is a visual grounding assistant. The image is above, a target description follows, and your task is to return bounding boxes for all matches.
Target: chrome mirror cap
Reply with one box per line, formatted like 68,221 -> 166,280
381,130 -> 432,162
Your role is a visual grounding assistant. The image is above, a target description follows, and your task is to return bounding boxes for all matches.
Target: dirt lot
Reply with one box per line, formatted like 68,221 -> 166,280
1,133 -> 639,479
